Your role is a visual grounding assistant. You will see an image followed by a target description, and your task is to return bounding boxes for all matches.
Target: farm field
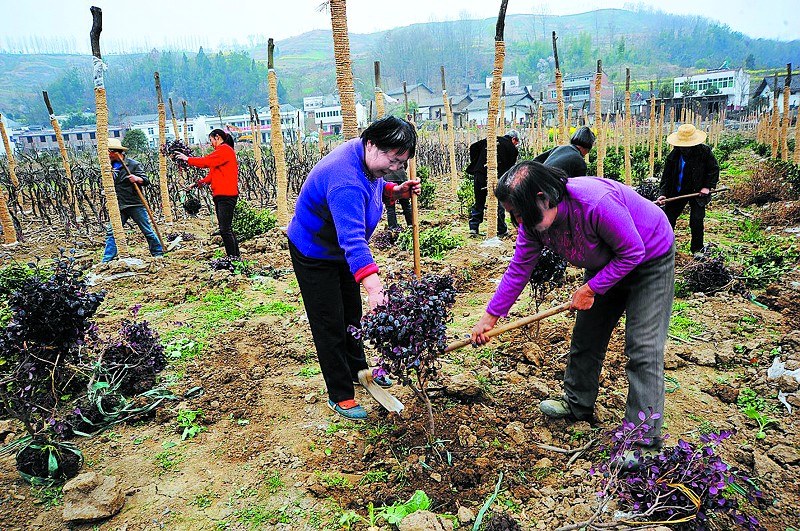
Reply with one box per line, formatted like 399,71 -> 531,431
1,141 -> 799,530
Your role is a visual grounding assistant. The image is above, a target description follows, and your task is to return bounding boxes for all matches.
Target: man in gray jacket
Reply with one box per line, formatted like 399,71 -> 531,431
101,138 -> 163,262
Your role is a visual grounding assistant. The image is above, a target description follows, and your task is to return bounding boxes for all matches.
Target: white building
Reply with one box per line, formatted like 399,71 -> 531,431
0,115 -> 19,154
128,106 -> 305,147
485,75 -> 520,90
313,103 -> 368,136
673,68 -> 751,110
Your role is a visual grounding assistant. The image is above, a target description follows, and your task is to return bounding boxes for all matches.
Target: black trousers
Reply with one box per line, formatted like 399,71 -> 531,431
386,198 -> 413,228
468,172 -> 507,234
213,195 -> 240,257
288,240 -> 368,403
663,197 -> 705,253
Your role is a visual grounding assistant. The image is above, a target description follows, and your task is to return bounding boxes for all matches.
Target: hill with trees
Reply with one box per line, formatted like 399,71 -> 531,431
1,8 -> 797,126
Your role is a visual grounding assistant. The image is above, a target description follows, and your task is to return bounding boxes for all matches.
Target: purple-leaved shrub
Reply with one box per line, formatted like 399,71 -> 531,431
0,252 -> 105,440
99,305 -> 166,396
349,272 -> 456,437
590,410 -> 764,531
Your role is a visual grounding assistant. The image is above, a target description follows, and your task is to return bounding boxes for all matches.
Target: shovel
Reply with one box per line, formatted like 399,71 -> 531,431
444,301 -> 572,353
358,369 -> 404,413
655,186 -> 729,205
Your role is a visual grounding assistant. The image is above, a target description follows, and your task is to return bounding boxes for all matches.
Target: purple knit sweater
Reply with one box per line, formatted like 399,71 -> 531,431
288,138 -> 388,280
487,177 -> 674,317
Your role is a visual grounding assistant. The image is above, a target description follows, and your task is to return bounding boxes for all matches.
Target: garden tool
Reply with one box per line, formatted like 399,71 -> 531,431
444,301 -> 572,353
120,158 -> 165,250
656,185 -> 729,205
358,369 -> 404,413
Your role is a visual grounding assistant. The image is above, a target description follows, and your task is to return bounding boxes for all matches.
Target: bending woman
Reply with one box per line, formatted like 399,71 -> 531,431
471,162 -> 675,452
176,128 -> 240,257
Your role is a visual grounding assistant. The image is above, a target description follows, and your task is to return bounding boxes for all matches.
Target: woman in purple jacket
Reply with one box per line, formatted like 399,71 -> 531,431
471,162 -> 675,453
288,116 -> 420,421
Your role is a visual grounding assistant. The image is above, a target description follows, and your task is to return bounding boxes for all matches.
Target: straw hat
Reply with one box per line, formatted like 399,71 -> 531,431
666,124 -> 706,147
107,138 -> 128,151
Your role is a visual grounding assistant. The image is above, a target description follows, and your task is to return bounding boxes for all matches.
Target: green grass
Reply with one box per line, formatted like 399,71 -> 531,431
235,505 -> 291,527
254,301 -> 298,316
262,470 -> 285,494
669,301 -> 705,340
297,365 -> 321,377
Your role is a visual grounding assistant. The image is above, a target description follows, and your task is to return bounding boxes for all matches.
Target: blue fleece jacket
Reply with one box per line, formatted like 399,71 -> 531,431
288,138 -> 392,281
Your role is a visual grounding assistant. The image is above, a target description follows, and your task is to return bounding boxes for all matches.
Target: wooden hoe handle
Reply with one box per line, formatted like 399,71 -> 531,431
445,301 -> 572,353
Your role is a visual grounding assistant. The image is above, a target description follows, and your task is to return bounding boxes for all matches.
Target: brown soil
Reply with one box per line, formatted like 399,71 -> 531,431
1,195 -> 799,531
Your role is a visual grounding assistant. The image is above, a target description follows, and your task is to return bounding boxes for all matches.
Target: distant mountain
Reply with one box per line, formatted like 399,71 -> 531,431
2,8 -> 798,125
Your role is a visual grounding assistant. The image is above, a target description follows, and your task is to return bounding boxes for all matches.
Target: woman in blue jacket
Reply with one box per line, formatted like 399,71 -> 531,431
288,117 -> 420,420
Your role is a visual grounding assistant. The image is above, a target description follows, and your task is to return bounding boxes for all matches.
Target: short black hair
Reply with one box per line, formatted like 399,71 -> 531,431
210,128 -> 235,148
495,161 -> 568,229
360,116 -> 417,158
570,126 -> 596,149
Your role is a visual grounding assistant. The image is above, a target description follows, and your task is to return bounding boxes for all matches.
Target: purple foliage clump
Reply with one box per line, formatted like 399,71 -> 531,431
372,227 -> 402,251
349,272 -> 456,387
161,139 -> 194,172
166,232 -> 197,242
100,306 -> 166,396
209,256 -> 252,275
0,252 -> 105,439
591,410 -> 764,530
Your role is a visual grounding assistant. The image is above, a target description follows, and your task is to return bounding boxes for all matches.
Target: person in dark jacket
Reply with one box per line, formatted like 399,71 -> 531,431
656,124 -> 720,255
384,167 -> 413,229
467,130 -> 520,237
533,126 -> 595,177
101,138 -> 164,262
177,129 -> 240,257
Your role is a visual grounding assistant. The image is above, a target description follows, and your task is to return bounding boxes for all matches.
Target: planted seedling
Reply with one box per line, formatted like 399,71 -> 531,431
176,409 -> 206,440
350,272 -> 456,440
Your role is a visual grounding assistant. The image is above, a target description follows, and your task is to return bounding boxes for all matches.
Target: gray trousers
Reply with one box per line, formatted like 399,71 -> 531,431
564,244 -> 675,444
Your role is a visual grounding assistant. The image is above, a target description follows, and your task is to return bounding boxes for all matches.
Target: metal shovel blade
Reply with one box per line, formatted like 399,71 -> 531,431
358,369 -> 404,413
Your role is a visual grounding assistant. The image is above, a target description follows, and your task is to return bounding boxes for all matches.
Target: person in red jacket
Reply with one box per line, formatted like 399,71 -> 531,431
176,129 -> 240,257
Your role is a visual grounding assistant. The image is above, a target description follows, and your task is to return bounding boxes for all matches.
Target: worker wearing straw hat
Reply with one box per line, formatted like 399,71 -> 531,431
656,124 -> 720,257
101,138 -> 164,262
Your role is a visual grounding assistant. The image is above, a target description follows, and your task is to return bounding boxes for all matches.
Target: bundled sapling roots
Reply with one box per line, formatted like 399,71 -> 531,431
678,244 -> 735,295
528,247 -> 567,306
635,177 -> 661,201
182,193 -> 202,216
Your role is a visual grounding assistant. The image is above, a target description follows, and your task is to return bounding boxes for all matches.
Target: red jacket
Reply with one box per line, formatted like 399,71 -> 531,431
188,143 -> 239,197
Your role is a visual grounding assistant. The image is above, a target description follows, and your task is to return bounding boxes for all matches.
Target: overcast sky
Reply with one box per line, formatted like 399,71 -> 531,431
1,0 -> 798,53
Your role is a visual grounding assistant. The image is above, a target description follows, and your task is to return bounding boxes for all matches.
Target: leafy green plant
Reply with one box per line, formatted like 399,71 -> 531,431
231,200 -> 277,242
31,485 -> 63,510
742,406 -> 778,440
358,470 -> 389,485
397,226 -> 462,259
297,365 -> 321,377
457,173 -> 474,216
740,236 -> 800,289
378,490 -> 431,525
416,164 -> 436,208
153,449 -> 183,474
319,473 -> 351,488
176,409 -> 206,440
